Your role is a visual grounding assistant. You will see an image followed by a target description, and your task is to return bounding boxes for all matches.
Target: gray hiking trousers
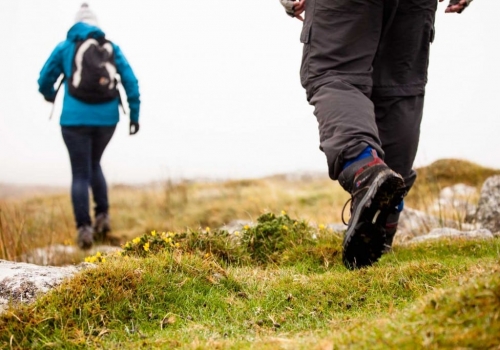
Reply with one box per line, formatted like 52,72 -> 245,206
300,0 -> 437,189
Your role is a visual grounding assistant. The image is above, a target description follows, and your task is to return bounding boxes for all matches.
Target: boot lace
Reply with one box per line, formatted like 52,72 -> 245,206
341,186 -> 368,225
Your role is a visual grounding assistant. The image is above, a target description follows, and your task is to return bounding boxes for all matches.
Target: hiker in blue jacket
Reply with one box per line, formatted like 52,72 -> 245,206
38,3 -> 141,249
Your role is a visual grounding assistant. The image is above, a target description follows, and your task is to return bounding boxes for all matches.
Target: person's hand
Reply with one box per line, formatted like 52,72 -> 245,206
280,0 -> 306,21
129,121 -> 139,135
440,0 -> 473,13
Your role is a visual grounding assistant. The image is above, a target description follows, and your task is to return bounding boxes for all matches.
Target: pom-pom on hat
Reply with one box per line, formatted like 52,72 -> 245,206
74,3 -> 99,27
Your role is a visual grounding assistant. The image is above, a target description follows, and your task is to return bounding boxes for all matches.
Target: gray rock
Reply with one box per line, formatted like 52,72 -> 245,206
436,184 -> 478,221
439,184 -> 477,200
406,227 -> 493,244
0,260 -> 92,314
476,175 -> 500,233
395,207 -> 479,243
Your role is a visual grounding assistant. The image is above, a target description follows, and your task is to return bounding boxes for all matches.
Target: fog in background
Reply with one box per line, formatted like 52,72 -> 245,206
1,0 -> 499,186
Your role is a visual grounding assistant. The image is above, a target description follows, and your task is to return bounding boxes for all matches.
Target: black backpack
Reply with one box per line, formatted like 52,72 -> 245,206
68,36 -> 119,103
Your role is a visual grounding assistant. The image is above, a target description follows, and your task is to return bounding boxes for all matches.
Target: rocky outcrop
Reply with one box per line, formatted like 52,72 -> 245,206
475,175 -> 500,235
0,260 -> 92,314
436,183 -> 478,221
395,207 -> 480,243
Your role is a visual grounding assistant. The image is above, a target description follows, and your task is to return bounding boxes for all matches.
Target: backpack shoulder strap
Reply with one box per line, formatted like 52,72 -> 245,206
115,76 -> 127,116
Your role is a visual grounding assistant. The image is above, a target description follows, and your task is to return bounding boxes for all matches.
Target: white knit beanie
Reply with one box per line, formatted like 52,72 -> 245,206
74,3 -> 99,27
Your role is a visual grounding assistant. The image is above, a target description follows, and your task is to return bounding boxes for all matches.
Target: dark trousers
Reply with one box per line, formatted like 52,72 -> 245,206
300,0 -> 437,190
61,126 -> 116,228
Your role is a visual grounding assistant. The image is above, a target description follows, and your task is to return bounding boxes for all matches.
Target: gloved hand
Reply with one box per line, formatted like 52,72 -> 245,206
280,0 -> 296,17
445,0 -> 473,13
129,121 -> 140,135
280,0 -> 305,20
44,95 -> 56,103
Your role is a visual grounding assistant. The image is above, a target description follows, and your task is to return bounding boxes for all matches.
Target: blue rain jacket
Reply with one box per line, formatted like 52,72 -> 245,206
38,23 -> 140,125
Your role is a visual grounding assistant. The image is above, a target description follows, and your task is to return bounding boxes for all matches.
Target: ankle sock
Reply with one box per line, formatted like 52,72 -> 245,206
343,146 -> 374,170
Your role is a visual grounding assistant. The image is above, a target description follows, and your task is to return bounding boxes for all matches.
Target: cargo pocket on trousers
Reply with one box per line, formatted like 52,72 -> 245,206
300,22 -> 311,44
300,22 -> 312,87
422,23 -> 435,88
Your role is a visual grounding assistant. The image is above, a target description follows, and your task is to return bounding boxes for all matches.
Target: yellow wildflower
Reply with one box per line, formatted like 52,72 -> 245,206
319,224 -> 326,230
96,252 -> 101,258
234,231 -> 240,236
151,230 -> 157,237
282,225 -> 288,230
101,258 -> 106,263
133,237 -> 141,245
143,242 -> 150,252
85,256 -> 97,263
281,210 -> 287,215
175,242 -> 180,248
244,225 -> 250,230
206,227 -> 211,232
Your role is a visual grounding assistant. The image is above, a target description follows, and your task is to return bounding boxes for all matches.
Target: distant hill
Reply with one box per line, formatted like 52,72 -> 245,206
0,183 -> 65,199
1,159 -> 498,200
415,159 -> 500,188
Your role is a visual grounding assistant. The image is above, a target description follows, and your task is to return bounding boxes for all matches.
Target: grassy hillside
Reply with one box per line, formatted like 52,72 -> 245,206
1,159 -> 499,348
0,213 -> 499,349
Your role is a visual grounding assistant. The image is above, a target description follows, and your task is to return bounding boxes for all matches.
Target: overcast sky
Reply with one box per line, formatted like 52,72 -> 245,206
0,0 -> 499,186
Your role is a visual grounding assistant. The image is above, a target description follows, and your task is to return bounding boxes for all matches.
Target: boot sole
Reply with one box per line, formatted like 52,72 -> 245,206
342,169 -> 405,270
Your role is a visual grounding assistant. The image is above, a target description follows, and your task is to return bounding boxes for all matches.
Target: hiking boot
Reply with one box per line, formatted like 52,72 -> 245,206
77,225 -> 94,250
382,211 -> 400,254
339,150 -> 406,269
93,213 -> 111,243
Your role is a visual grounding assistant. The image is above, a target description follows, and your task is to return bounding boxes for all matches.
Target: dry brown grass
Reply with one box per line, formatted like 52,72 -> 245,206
1,158 -> 498,264
0,175 -> 348,262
